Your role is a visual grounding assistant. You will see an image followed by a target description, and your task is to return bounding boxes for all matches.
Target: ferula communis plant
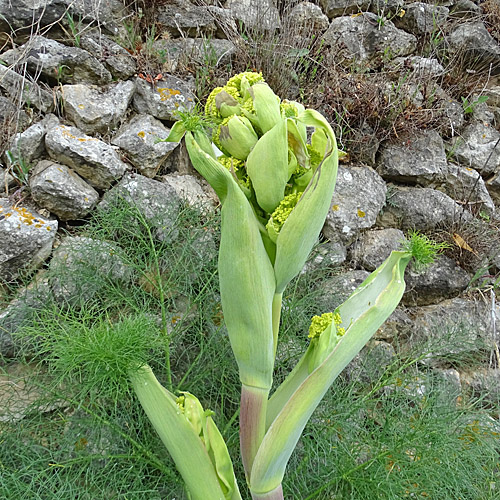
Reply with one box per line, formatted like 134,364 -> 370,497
134,72 -> 442,500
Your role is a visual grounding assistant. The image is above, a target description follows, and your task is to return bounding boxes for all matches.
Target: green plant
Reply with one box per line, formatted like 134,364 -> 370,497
5,150 -> 31,186
461,95 -> 489,114
66,12 -> 82,47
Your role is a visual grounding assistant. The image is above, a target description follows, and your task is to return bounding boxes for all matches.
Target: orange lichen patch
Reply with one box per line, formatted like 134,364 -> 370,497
137,131 -> 146,138
357,209 -> 366,218
47,226 -> 52,231
157,87 -> 181,101
332,204 -> 339,211
8,206 -> 47,227
78,104 -> 84,109
60,126 -> 97,142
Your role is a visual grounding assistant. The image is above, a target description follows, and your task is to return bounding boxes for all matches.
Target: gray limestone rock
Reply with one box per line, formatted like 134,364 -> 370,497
49,236 -> 132,305
389,56 -> 445,77
45,124 -> 127,189
378,186 -> 471,231
29,160 -> 99,220
0,199 -> 57,281
132,75 -> 196,121
79,31 -> 137,80
320,0 -> 404,18
0,0 -> 129,41
317,270 -> 370,313
396,2 -> 449,35
486,171 -> 500,205
323,12 -> 417,64
99,173 -> 181,242
323,166 -> 387,245
61,81 -> 136,134
6,114 -> 59,167
154,38 -> 235,73
225,0 -> 280,31
156,0 -> 216,37
450,0 -> 482,19
1,36 -> 112,85
112,114 -> 178,178
0,65 -> 54,113
375,307 -> 413,341
403,255 -> 471,306
430,162 -> 495,217
377,130 -> 447,184
301,240 -> 347,274
448,122 -> 500,175
447,21 -> 500,75
408,297 -> 498,360
287,2 -> 329,33
163,173 -> 216,209
484,85 -> 500,108
351,228 -> 405,271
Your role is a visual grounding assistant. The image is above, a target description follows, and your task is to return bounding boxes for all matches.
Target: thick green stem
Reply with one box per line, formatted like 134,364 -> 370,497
240,384 -> 269,480
271,293 -> 282,359
251,484 -> 284,500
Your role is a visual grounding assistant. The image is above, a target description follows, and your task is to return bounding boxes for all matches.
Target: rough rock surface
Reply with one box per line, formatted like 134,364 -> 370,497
389,56 -> 445,77
288,2 -> 329,32
154,38 -> 235,73
351,228 -> 405,271
0,0 -> 129,40
403,256 -> 471,306
112,114 -> 178,178
80,31 -> 137,80
163,174 -> 216,209
447,21 -> 500,75
29,160 -> 99,220
132,75 -> 196,121
62,81 -> 136,134
317,270 -> 370,312
397,2 -> 449,35
226,0 -> 280,30
323,13 -> 417,63
320,0 -> 403,18
0,65 -> 54,113
323,166 -> 387,245
2,37 -> 112,85
99,173 -> 181,242
448,122 -> 500,175
379,186 -> 471,231
377,130 -> 447,184
45,124 -> 127,189
6,115 -> 59,166
301,241 -> 347,274
156,0 -> 216,37
0,199 -> 57,281
430,162 -> 495,217
461,368 -> 500,403
408,297 -> 498,359
49,236 -> 132,304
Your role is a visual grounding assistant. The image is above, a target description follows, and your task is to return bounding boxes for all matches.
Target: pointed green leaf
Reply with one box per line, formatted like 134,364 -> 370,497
252,251 -> 412,495
164,120 -> 186,142
274,110 -> 339,293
